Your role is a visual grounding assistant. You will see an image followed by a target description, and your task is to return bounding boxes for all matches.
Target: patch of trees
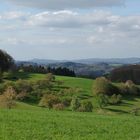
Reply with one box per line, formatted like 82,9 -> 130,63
18,65 -> 76,77
110,65 -> 140,84
47,67 -> 76,77
93,77 -> 140,108
0,50 -> 14,72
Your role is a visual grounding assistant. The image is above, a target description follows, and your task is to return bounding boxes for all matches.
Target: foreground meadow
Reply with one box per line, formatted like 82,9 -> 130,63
0,109 -> 140,140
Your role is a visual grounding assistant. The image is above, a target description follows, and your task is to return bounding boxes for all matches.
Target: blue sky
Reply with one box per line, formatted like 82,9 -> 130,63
0,0 -> 140,60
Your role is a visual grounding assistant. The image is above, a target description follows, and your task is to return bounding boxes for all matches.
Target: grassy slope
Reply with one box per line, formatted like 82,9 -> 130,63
11,72 -> 140,114
1,72 -> 140,139
0,109 -> 140,140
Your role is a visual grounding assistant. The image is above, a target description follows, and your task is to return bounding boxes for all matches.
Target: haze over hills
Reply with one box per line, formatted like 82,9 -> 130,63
29,58 -> 140,65
16,58 -> 140,78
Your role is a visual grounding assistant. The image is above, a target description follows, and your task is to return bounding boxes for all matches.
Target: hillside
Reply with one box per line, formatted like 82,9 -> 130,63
2,72 -> 140,114
1,72 -> 140,139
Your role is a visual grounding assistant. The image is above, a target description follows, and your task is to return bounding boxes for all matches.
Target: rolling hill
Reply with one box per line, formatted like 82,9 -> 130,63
1,72 -> 140,140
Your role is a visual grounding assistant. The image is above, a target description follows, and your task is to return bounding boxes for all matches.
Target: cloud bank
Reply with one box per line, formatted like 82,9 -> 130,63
6,0 -> 125,10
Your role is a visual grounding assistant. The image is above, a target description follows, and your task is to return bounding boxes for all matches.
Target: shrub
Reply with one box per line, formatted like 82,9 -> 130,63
15,79 -> 33,93
108,94 -> 122,105
35,79 -> 53,90
125,80 -> 140,95
78,101 -> 93,112
16,91 -> 28,101
59,88 -> 81,97
118,83 -> 128,95
53,103 -> 65,111
96,94 -> 108,109
130,108 -> 140,116
39,94 -> 60,109
46,73 -> 55,82
71,97 -> 80,111
93,77 -> 118,96
0,86 -> 16,109
2,81 -> 15,91
62,97 -> 72,107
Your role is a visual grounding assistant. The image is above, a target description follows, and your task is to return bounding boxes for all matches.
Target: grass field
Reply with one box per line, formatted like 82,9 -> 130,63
0,109 -> 140,140
1,72 -> 140,140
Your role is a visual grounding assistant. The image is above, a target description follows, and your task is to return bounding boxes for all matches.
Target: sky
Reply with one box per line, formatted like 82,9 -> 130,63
0,0 -> 140,60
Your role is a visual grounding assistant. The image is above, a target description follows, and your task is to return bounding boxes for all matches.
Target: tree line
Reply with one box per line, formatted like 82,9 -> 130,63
17,64 -> 76,77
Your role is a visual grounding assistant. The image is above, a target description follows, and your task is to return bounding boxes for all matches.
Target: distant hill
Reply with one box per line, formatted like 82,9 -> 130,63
29,58 -> 140,65
74,58 -> 140,64
30,59 -> 65,65
17,58 -> 140,79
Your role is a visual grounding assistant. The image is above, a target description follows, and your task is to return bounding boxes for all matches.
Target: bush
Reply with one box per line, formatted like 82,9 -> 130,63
58,88 -> 79,97
35,79 -> 53,90
96,94 -> 108,109
78,101 -> 93,112
130,108 -> 140,116
62,97 -> 72,107
16,91 -> 28,101
46,73 -> 55,82
71,97 -> 80,111
0,86 -> 16,109
118,81 -> 140,96
15,79 -> 33,93
39,94 -> 60,109
53,103 -> 65,111
118,83 -> 128,95
93,77 -> 118,96
108,94 -> 122,105
2,81 -> 15,92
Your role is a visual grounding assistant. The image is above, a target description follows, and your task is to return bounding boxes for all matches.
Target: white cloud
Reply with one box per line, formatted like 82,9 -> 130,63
0,11 -> 29,20
27,10 -> 116,28
0,9 -> 140,59
5,0 -> 125,10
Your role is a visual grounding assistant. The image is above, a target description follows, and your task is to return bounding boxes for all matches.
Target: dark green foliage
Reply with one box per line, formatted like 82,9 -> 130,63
93,77 -> 119,96
0,50 -> 14,72
110,65 -> 140,84
39,94 -> 60,109
61,97 -> 72,107
18,64 -> 76,77
78,101 -> 93,112
71,97 -> 80,111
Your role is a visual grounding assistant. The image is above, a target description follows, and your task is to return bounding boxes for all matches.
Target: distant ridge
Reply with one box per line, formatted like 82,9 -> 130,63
29,58 -> 140,65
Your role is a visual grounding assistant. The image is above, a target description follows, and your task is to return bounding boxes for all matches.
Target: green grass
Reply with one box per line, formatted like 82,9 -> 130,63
1,72 -> 140,139
56,76 -> 93,94
0,109 -> 140,140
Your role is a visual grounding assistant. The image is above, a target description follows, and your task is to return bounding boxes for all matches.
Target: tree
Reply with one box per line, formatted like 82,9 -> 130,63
39,94 -> 60,109
93,77 -> 118,96
0,86 -> 16,109
0,50 -> 14,72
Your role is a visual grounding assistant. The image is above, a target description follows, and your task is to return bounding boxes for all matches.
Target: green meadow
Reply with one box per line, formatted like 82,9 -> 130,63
0,72 -> 140,140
